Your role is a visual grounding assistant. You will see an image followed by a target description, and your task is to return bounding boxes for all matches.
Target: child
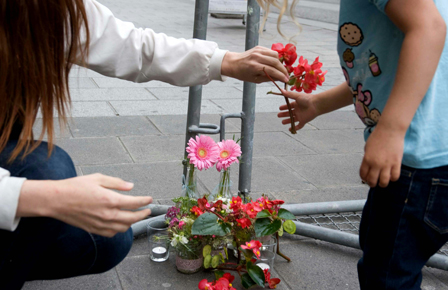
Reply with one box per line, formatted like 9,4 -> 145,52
274,0 -> 448,289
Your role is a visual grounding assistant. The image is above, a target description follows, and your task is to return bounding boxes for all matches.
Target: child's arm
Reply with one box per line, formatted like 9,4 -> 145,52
278,82 -> 353,131
360,0 -> 446,188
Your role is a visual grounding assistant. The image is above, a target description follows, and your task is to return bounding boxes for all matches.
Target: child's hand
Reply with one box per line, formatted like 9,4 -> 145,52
360,126 -> 404,188
277,89 -> 319,131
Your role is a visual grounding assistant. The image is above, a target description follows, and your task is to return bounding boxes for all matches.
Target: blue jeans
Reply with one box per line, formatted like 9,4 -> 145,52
358,164 -> 448,289
0,140 -> 133,289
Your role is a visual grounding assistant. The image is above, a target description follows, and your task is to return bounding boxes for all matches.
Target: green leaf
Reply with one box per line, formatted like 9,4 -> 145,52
211,255 -> 220,268
204,255 -> 212,269
256,209 -> 271,219
254,218 -> 282,237
246,261 -> 266,287
224,247 -> 228,259
214,270 -> 224,280
278,208 -> 296,220
283,219 -> 296,234
191,212 -> 230,236
203,245 -> 212,257
241,273 -> 257,289
278,224 -> 284,237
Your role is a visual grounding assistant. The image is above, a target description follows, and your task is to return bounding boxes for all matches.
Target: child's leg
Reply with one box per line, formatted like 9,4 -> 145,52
358,165 -> 448,290
0,141 -> 133,289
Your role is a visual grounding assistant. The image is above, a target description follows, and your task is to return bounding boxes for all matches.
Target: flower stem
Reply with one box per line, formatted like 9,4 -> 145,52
275,232 -> 291,262
262,67 -> 297,134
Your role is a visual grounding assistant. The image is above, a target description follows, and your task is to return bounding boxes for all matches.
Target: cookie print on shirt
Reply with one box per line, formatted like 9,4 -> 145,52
339,23 -> 364,47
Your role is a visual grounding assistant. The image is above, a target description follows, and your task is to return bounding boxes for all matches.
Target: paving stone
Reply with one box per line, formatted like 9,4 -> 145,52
278,154 -> 364,188
148,114 -> 239,135
199,156 -> 316,195
309,111 -> 365,130
56,137 -> 132,166
68,77 -> 98,89
33,118 -> 72,139
226,112 -> 316,132
212,98 -> 286,114
69,67 -> 106,78
292,129 -> 365,154
75,166 -> 83,176
147,86 -> 242,100
81,162 -> 210,199
70,88 -> 156,101
272,186 -> 368,204
251,131 -> 316,157
23,269 -> 122,290
110,100 -> 224,116
69,116 -> 160,137
71,101 -> 117,117
120,135 -> 185,163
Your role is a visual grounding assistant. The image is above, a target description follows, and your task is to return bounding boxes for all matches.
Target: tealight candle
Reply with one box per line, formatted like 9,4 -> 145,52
256,262 -> 270,271
152,246 -> 167,259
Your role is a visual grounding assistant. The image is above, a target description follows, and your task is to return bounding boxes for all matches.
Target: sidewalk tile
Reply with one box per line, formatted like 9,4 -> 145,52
120,135 -> 185,163
71,102 -> 116,117
69,77 -> 97,88
69,117 -> 159,137
278,154 -> 364,187
211,98 -> 285,113
70,88 -> 156,101
292,129 -> 364,154
23,269 -> 121,290
110,100 -> 224,116
56,137 -> 133,166
252,132 -> 316,157
93,78 -> 173,88
33,119 -> 72,139
147,86 -> 242,100
272,186 -> 368,204
309,111 -> 365,129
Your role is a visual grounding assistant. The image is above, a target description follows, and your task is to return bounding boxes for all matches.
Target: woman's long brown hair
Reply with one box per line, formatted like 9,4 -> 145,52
0,0 -> 89,161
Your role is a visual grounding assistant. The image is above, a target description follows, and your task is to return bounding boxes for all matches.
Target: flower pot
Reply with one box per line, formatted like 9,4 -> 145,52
175,254 -> 203,274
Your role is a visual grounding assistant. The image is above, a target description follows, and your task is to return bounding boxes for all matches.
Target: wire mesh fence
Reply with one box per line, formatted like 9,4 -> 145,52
295,212 -> 448,258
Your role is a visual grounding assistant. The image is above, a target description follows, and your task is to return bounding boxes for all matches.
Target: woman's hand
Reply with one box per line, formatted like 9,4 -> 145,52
19,174 -> 152,237
277,89 -> 319,131
221,46 -> 289,84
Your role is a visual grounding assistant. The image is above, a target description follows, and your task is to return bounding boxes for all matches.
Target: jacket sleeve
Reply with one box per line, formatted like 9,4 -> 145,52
80,0 -> 228,86
0,167 -> 26,231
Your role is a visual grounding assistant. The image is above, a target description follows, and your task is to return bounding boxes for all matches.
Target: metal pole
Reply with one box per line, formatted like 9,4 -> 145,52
238,0 -> 260,202
183,0 -> 210,178
282,200 -> 366,216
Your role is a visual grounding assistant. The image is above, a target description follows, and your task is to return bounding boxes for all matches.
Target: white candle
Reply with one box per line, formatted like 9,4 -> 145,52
152,246 -> 167,258
256,263 -> 270,271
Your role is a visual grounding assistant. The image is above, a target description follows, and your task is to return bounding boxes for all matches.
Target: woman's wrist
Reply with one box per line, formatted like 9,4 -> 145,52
17,180 -> 59,218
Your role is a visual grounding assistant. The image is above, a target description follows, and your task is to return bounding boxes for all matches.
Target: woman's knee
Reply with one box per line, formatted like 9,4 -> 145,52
89,228 -> 134,274
5,142 -> 77,180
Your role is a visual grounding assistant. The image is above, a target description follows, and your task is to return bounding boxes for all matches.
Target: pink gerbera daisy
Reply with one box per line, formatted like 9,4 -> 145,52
216,140 -> 242,172
186,135 -> 219,171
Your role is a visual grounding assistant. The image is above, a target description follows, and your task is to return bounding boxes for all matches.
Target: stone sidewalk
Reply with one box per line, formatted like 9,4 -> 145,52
23,0 -> 448,289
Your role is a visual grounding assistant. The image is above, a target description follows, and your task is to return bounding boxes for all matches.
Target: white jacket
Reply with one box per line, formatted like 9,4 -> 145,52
0,0 -> 227,231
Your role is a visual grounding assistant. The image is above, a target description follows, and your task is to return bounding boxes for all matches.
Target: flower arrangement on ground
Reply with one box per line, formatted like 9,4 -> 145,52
267,43 -> 327,134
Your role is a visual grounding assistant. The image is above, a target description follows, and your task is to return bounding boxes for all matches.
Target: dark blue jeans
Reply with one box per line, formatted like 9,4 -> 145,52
358,164 -> 448,289
0,141 -> 133,289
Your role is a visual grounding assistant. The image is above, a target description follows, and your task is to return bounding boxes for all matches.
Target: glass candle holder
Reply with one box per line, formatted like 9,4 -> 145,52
255,236 -> 277,271
147,219 -> 170,262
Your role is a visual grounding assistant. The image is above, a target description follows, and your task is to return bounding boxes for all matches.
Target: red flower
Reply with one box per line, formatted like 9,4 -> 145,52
244,203 -> 258,219
230,196 -> 243,212
198,279 -> 214,290
241,240 -> 263,258
236,218 -> 252,229
191,206 -> 204,216
264,269 -> 281,289
197,197 -> 209,211
271,199 -> 285,206
271,43 -> 297,66
222,273 -> 235,284
215,277 -> 236,290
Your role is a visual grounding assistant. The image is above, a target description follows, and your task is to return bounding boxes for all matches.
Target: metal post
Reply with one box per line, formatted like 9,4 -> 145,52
183,0 -> 210,178
238,0 -> 260,202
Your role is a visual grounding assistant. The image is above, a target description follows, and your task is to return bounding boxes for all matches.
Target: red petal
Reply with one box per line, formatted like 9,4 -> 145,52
271,43 -> 284,52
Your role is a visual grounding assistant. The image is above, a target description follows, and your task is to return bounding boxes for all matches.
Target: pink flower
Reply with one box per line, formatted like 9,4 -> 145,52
178,221 -> 185,229
187,135 -> 219,171
241,240 -> 263,258
216,140 -> 242,172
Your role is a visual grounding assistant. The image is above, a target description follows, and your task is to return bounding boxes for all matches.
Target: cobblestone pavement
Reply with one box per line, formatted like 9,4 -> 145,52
22,0 -> 448,289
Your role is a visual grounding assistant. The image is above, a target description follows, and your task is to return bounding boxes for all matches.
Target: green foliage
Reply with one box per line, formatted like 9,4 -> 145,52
283,219 -> 296,234
203,255 -> 212,269
203,245 -> 212,257
211,255 -> 220,268
278,208 -> 296,220
172,196 -> 198,215
246,261 -> 266,287
241,273 -> 257,289
214,271 -> 225,280
256,209 -> 271,219
278,224 -> 284,236
191,212 -> 231,236
254,218 -> 282,237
